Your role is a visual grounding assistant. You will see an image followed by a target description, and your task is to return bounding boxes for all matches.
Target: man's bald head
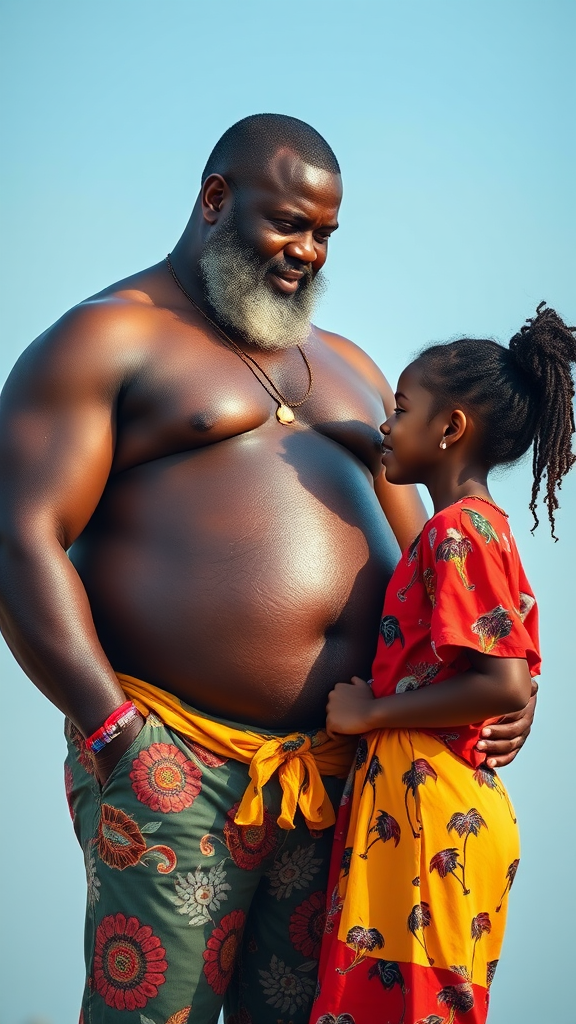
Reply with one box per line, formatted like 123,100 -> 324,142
202,114 -> 340,185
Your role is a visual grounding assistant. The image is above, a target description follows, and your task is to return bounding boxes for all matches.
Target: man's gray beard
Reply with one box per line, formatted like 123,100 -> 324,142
198,214 -> 327,351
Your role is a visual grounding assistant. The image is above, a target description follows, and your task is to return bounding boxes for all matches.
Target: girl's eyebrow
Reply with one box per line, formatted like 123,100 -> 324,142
395,391 -> 409,402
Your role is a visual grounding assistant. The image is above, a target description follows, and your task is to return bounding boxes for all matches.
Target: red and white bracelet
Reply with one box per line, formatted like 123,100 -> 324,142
85,701 -> 141,753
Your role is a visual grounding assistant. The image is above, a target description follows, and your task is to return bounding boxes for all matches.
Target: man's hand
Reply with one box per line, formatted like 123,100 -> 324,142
476,678 -> 538,768
326,677 -> 375,738
93,716 -> 145,787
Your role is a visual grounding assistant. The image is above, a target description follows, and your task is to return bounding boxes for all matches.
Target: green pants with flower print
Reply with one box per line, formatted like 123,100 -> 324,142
65,711 -> 345,1024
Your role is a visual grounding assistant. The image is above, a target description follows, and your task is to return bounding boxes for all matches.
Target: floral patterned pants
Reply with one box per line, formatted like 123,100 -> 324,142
65,713 -> 345,1024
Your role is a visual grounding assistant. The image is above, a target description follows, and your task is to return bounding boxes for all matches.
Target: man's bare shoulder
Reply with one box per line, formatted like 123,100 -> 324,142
314,326 -> 395,410
3,294 -> 159,410
10,267 -> 174,387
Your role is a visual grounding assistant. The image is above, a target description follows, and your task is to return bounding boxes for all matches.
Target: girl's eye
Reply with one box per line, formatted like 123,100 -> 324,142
393,407 -> 405,415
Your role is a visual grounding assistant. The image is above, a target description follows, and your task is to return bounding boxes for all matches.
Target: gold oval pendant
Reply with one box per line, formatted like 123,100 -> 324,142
276,404 -> 295,424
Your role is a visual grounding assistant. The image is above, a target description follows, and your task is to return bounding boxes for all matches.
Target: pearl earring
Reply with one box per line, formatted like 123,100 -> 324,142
440,440 -> 447,449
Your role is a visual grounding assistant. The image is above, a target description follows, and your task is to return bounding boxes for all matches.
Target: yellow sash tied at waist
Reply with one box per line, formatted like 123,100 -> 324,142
118,674 -> 355,831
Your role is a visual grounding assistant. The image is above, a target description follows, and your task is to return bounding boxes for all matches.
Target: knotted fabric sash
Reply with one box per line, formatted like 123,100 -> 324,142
118,674 -> 355,831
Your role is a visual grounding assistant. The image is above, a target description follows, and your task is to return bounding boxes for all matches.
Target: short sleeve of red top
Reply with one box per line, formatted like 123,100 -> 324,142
370,497 -> 541,767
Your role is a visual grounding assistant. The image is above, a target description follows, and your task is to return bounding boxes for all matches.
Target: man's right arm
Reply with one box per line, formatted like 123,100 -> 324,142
0,304 -> 143,772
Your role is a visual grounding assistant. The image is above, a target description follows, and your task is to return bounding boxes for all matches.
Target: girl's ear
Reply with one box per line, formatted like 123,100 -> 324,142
441,408 -> 468,448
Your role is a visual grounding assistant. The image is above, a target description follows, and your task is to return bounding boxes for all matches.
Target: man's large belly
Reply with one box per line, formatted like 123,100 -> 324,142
70,428 -> 399,729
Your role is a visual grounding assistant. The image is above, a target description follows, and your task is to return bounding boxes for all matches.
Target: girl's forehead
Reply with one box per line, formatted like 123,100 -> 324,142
396,362 -> 421,395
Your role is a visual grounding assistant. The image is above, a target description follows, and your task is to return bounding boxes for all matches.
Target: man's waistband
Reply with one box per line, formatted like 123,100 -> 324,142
118,673 -> 355,831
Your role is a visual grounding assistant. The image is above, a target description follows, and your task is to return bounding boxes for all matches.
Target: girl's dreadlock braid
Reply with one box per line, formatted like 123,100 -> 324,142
509,303 -> 576,539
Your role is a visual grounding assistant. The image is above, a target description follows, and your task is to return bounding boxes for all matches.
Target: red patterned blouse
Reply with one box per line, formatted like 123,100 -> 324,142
370,496 -> 541,767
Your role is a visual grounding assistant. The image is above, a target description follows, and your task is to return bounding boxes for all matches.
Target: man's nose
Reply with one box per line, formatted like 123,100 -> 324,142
284,233 -> 318,266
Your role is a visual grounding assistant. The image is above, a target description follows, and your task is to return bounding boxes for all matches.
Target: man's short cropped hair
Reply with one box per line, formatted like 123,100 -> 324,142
201,113 -> 340,184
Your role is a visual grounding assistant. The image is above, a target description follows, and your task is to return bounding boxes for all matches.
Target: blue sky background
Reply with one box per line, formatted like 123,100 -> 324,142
0,1 -> 574,1021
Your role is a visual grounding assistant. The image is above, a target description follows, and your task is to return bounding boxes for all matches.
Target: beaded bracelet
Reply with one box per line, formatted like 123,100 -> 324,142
85,701 -> 141,753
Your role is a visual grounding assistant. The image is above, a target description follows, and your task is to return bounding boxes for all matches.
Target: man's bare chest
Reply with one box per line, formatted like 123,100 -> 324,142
111,330 -> 386,478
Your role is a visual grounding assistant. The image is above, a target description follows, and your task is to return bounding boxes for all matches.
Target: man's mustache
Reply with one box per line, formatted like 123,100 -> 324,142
265,258 -> 315,286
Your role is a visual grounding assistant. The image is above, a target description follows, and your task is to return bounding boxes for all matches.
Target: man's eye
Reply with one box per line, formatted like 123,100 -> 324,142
273,220 -> 295,232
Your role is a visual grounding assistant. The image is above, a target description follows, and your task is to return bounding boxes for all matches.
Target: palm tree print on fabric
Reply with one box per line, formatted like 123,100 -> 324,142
396,661 -> 440,693
414,1017 -> 444,1024
402,759 -> 438,838
447,809 -> 487,895
355,737 -> 368,772
471,605 -> 513,653
429,848 -> 468,895
324,882 -> 344,935
408,902 -> 434,965
473,764 -> 517,822
470,913 -> 491,978
336,926 -> 385,974
360,810 -> 401,859
496,858 -> 520,911
423,567 -> 437,606
341,846 -> 353,877
397,566 -> 419,603
367,960 -> 406,1024
437,981 -> 475,1023
462,508 -> 500,545
435,528 -> 475,591
407,535 -> 421,563
380,615 -> 405,647
361,754 -> 384,847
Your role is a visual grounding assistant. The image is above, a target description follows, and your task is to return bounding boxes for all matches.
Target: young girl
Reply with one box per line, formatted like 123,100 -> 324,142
310,304 -> 576,1024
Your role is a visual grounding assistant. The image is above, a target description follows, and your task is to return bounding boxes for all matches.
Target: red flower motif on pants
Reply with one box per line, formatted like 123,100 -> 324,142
94,913 -> 167,1010
223,802 -> 277,870
288,890 -> 326,958
130,742 -> 202,813
203,909 -> 245,994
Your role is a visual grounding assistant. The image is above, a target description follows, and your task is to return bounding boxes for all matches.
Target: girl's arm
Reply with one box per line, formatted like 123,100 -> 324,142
326,652 -> 533,737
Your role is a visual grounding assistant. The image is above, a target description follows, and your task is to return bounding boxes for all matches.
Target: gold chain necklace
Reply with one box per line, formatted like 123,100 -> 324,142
165,255 -> 314,425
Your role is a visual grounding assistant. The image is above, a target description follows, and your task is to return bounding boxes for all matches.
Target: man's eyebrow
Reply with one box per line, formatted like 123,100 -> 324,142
269,210 -> 339,230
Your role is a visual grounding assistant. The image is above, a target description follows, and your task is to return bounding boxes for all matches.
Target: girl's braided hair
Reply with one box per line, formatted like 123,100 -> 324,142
416,303 -> 576,539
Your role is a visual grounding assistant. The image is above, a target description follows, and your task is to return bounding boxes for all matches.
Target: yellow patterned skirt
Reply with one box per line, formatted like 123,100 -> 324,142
311,729 -> 520,1024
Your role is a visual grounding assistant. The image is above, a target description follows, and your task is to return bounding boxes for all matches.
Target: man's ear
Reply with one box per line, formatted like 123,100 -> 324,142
441,408 -> 468,448
201,174 -> 232,224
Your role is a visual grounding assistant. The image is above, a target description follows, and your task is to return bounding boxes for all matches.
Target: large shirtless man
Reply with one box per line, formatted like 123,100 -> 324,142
0,115 -> 535,1024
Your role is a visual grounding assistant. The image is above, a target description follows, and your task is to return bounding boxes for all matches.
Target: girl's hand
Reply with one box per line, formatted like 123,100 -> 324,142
326,677 -> 376,738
